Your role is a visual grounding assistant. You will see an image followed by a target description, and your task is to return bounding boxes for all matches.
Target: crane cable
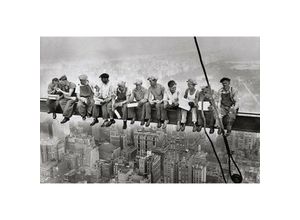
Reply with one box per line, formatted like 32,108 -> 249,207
194,36 -> 243,183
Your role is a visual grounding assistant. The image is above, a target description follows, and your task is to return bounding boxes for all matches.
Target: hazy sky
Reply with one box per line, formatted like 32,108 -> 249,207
40,37 -> 259,63
40,37 -> 260,112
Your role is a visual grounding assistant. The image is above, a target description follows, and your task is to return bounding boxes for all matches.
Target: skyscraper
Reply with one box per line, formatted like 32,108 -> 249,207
151,154 -> 161,183
134,129 -> 159,156
110,129 -> 121,147
189,145 -> 208,183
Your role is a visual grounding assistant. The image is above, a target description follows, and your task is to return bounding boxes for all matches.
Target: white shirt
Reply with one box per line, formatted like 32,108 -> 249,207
96,81 -> 114,99
163,89 -> 180,105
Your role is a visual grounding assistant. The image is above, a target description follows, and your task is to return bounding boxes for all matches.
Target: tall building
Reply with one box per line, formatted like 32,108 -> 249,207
99,160 -> 113,179
40,138 -> 60,163
83,147 -> 99,168
138,156 -> 147,175
151,154 -> 161,183
120,134 -> 128,149
163,158 -> 178,183
110,129 -> 121,147
189,145 -> 208,183
134,129 -> 159,156
178,156 -> 190,183
99,142 -> 121,161
64,153 -> 79,170
163,141 -> 180,183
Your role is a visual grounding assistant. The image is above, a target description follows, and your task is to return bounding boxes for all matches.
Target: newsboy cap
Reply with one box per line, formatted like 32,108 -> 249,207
147,76 -> 158,81
134,80 -> 143,85
117,81 -> 126,87
220,77 -> 231,83
186,79 -> 197,85
79,74 -> 88,80
99,73 -> 109,78
59,75 -> 67,81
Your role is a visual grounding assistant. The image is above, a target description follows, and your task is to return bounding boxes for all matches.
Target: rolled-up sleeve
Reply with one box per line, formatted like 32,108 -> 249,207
47,84 -> 54,94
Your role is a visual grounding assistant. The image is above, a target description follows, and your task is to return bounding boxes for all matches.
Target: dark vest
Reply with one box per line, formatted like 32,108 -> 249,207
80,85 -> 93,97
116,88 -> 127,102
221,88 -> 235,108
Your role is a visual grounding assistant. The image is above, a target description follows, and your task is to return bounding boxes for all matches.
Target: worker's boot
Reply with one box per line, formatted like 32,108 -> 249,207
196,124 -> 202,132
192,122 -> 197,132
181,123 -> 186,131
60,117 -> 69,124
90,118 -> 99,126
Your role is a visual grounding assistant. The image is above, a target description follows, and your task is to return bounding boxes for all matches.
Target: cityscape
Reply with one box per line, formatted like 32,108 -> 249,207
40,113 -> 260,183
40,37 -> 260,184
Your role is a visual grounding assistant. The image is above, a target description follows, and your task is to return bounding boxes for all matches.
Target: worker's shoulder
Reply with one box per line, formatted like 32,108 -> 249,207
157,83 -> 165,90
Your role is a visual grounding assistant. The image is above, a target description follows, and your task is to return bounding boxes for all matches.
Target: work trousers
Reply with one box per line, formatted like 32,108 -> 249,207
113,102 -> 128,121
77,97 -> 94,118
92,101 -> 114,120
220,106 -> 237,130
59,98 -> 76,119
181,107 -> 197,123
130,102 -> 151,121
150,102 -> 164,121
46,99 -> 59,113
197,109 -> 216,128
162,103 -> 181,122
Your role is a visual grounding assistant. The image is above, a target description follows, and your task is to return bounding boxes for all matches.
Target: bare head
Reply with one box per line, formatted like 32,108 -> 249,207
168,80 -> 177,93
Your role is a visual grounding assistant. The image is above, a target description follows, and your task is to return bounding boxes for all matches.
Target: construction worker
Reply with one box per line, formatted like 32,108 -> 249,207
56,75 -> 77,124
197,86 -> 217,134
112,81 -> 131,129
180,79 -> 199,132
90,73 -> 115,127
217,77 -> 239,136
46,77 -> 61,119
76,74 -> 94,120
162,80 -> 181,131
128,80 -> 151,126
147,76 -> 165,128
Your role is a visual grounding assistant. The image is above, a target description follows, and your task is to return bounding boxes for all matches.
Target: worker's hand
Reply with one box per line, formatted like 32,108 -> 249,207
56,88 -> 62,93
94,85 -> 100,92
188,102 -> 195,108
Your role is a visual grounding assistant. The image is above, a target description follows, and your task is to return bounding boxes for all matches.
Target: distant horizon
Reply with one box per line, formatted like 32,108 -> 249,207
40,37 -> 260,113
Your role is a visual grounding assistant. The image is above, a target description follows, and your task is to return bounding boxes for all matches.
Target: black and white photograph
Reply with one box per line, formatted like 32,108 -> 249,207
2,0 -> 299,219
40,37 -> 260,184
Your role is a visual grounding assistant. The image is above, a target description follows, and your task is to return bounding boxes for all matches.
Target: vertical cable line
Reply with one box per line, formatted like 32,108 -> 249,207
193,36 -> 243,183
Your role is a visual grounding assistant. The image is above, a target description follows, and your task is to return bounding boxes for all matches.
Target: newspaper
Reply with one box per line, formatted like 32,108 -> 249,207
198,101 -> 210,111
48,94 -> 59,100
127,102 -> 139,108
179,98 -> 191,111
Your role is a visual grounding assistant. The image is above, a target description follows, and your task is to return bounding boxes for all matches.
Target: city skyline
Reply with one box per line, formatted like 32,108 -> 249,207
40,112 -> 260,183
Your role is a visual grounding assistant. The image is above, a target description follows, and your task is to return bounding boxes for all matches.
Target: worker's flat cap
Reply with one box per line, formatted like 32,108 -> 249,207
186,79 -> 197,85
147,76 -> 158,81
117,81 -> 126,87
79,74 -> 88,80
99,73 -> 109,78
134,80 -> 143,85
59,75 -> 67,80
220,77 -> 231,83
